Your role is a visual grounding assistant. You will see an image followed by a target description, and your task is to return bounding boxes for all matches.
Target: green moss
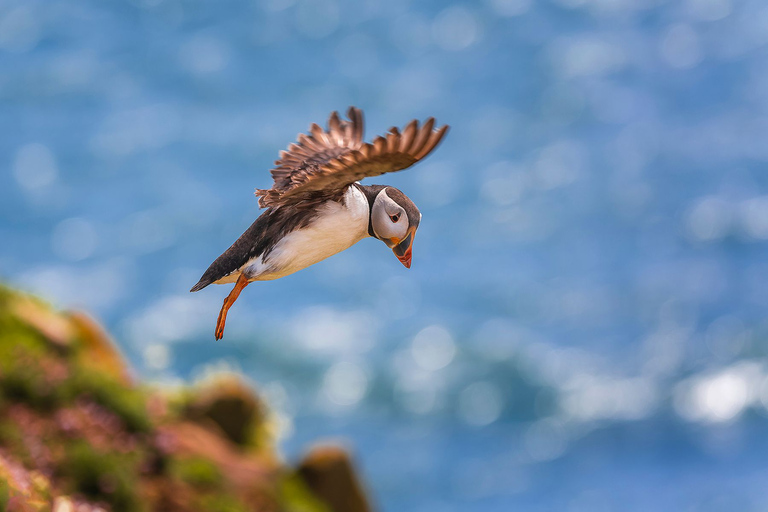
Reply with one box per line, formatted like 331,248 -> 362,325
0,352 -> 58,412
0,282 -> 13,301
64,441 -> 143,512
63,369 -> 151,434
0,298 -> 64,413
0,420 -> 22,446
0,420 -> 32,468
0,350 -> 151,436
195,493 -> 250,512
0,327 -> 45,355
278,474 -> 331,512
0,284 -> 361,512
0,298 -> 50,363
0,288 -> 150,431
0,326 -> 49,370
0,477 -> 9,511
0,359 -> 42,404
170,456 -> 223,488
0,284 -> 51,310
170,455 -> 250,512
244,415 -> 275,455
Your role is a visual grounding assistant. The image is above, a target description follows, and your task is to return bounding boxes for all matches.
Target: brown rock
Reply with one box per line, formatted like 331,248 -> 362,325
67,311 -> 133,385
11,298 -> 74,349
184,374 -> 267,449
297,445 -> 372,512
163,421 -> 275,488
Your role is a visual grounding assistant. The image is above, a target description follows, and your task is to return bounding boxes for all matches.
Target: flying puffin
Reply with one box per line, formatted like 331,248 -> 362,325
191,107 -> 449,339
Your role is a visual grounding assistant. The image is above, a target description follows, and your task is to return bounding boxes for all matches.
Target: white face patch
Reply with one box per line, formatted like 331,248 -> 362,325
371,189 -> 408,245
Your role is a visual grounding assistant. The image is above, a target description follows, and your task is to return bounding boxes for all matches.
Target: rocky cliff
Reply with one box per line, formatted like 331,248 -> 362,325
0,285 -> 371,512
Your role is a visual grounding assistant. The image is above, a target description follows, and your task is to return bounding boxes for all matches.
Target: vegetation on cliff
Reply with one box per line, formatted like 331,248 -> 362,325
0,285 -> 370,512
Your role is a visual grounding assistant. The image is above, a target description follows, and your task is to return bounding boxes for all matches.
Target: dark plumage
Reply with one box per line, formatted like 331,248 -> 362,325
189,195 -> 334,292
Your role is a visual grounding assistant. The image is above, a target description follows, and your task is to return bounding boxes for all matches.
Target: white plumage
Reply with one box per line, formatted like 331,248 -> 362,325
214,185 -> 370,284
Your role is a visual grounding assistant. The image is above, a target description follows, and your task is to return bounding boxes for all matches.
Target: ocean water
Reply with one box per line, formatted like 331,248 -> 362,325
3,0 -> 768,510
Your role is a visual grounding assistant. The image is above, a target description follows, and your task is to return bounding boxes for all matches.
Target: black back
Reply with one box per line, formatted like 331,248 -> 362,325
190,200 -> 326,292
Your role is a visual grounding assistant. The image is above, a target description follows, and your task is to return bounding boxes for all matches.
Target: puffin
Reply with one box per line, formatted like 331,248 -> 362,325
191,107 -> 449,339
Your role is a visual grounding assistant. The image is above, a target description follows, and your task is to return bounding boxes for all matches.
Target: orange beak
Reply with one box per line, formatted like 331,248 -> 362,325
392,230 -> 415,269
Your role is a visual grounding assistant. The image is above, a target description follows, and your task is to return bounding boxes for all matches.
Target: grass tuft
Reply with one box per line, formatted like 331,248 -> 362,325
64,369 -> 151,434
170,456 -> 223,488
64,440 -> 144,512
0,477 -> 9,511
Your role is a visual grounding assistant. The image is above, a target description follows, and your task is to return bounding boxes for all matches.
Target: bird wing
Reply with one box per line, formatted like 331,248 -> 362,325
255,107 -> 449,208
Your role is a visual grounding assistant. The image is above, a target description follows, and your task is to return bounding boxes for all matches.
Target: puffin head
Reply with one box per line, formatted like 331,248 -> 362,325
370,187 -> 421,268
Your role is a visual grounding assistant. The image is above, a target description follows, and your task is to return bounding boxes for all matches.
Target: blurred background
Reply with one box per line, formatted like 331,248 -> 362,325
2,0 -> 768,510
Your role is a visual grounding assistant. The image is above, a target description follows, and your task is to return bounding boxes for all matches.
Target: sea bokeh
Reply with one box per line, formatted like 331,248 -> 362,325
3,0 -> 768,510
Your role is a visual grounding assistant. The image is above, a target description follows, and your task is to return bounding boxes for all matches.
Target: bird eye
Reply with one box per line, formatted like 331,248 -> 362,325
389,213 -> 400,223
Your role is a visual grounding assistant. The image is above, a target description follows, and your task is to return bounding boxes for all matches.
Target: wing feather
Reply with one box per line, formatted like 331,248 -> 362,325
409,117 -> 435,156
386,128 -> 400,152
255,107 -> 448,208
415,124 -> 449,160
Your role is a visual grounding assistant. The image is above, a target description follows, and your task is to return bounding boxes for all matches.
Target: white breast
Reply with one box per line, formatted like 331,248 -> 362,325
246,186 -> 370,281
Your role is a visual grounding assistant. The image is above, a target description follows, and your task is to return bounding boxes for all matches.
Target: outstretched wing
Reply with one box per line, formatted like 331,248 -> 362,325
255,107 -> 449,208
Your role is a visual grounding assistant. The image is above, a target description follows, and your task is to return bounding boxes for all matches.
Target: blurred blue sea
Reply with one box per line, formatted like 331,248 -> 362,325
3,0 -> 768,510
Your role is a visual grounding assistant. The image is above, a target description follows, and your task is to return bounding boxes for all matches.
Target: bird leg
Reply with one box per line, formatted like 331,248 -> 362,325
215,274 -> 249,340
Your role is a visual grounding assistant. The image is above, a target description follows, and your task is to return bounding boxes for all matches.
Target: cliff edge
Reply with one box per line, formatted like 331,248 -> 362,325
0,284 -> 371,512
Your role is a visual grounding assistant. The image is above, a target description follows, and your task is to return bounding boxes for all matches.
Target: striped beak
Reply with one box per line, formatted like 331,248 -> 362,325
392,230 -> 415,269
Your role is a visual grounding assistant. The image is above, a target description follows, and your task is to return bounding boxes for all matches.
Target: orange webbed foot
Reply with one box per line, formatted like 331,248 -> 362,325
213,274 -> 249,340
215,310 -> 227,340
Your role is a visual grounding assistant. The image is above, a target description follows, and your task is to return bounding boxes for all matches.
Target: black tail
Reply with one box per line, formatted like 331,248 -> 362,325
190,279 -> 211,292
